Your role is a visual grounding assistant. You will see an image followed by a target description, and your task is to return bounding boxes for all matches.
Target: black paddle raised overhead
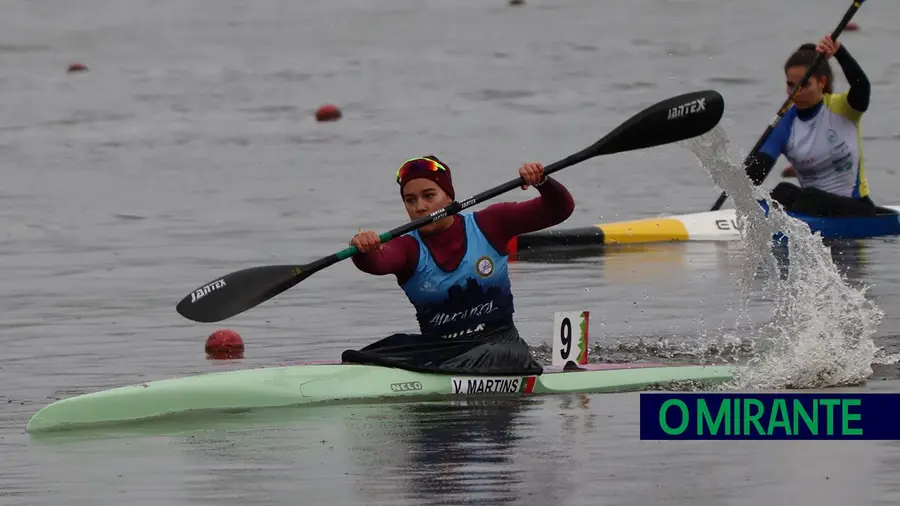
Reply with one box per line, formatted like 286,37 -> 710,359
176,89 -> 726,323
709,0 -> 866,212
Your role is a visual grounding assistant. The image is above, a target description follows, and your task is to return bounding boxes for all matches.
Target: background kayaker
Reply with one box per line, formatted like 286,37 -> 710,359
745,34 -> 886,217
341,155 -> 575,375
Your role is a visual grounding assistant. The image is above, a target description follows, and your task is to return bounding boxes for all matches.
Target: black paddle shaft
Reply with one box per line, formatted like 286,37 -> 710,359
176,89 -> 725,323
384,90 -> 726,242
709,0 -> 866,212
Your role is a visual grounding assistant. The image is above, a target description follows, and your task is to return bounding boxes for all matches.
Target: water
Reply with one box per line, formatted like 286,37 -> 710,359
682,126 -> 883,390
3,0 -> 900,504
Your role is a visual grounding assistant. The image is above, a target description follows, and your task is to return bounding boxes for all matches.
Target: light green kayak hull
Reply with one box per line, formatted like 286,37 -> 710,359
26,362 -> 735,433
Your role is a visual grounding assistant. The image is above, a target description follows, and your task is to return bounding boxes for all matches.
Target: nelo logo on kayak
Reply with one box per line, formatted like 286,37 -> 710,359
390,381 -> 423,392
667,97 -> 706,120
190,279 -> 226,303
451,377 -> 526,395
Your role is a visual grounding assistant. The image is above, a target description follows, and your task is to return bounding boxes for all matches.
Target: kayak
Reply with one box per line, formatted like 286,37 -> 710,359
509,202 -> 900,253
25,361 -> 734,433
26,311 -> 735,433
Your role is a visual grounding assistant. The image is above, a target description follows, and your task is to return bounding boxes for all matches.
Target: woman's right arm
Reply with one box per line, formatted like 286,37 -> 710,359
351,232 -> 417,276
745,153 -> 778,185
746,116 -> 789,184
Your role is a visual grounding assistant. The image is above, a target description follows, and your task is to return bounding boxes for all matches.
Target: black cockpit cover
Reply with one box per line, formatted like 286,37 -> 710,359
341,324 -> 543,376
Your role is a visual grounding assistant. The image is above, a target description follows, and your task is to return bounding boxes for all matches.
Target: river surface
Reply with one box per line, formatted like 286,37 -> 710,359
3,0 -> 900,504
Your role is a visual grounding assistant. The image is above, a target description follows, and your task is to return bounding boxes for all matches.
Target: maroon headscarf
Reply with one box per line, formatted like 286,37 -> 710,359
397,155 -> 455,200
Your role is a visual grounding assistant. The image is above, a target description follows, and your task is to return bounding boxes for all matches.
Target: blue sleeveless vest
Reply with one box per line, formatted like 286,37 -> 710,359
401,213 -> 514,338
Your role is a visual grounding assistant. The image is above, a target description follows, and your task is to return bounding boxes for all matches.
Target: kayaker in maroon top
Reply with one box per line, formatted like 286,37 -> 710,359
351,160 -> 575,284
340,155 -> 575,376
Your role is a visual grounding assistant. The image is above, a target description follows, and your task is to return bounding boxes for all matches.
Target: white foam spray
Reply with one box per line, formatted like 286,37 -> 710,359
680,126 -> 882,390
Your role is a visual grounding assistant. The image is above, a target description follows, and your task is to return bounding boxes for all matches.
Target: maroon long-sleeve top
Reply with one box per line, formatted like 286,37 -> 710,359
352,178 -> 575,285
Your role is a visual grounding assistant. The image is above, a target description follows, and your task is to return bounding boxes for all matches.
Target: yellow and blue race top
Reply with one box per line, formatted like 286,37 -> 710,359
760,92 -> 867,199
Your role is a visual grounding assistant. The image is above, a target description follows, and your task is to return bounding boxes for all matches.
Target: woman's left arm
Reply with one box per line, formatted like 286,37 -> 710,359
834,45 -> 870,112
474,178 -> 576,254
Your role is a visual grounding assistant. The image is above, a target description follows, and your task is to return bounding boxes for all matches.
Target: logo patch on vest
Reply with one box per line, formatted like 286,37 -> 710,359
475,256 -> 494,277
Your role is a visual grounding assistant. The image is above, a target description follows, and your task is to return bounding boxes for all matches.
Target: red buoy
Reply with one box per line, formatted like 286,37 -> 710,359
67,62 -> 88,74
205,329 -> 245,359
315,104 -> 342,122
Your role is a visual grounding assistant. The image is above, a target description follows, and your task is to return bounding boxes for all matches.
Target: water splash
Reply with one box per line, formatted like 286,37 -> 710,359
680,126 -> 882,390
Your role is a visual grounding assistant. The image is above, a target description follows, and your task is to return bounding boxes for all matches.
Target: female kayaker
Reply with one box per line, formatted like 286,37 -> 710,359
340,155 -> 575,375
746,34 -> 883,217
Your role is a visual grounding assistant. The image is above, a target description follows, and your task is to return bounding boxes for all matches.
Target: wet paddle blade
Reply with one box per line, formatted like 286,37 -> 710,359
175,89 -> 727,323
590,89 -> 725,157
176,264 -> 311,323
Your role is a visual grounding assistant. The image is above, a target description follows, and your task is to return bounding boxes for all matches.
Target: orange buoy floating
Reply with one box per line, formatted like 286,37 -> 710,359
67,62 -> 88,74
315,104 -> 342,122
205,329 -> 245,359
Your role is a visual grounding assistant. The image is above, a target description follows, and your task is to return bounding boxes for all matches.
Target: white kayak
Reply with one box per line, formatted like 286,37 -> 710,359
510,202 -> 900,253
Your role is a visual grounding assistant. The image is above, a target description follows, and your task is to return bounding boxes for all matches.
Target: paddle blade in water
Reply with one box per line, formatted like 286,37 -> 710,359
591,89 -> 724,157
176,265 -> 309,323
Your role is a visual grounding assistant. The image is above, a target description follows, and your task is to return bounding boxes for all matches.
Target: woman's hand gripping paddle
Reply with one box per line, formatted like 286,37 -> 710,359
177,89 -> 726,323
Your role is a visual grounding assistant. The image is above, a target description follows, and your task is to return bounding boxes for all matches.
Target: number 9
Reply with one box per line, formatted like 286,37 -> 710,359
560,317 -> 572,360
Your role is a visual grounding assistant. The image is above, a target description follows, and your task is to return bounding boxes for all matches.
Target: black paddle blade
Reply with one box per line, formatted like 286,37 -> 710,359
175,89 -> 726,324
176,265 -> 310,323
593,90 -> 724,156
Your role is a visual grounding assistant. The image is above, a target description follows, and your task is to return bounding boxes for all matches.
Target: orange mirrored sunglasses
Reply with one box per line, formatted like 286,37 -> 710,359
395,157 -> 448,185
